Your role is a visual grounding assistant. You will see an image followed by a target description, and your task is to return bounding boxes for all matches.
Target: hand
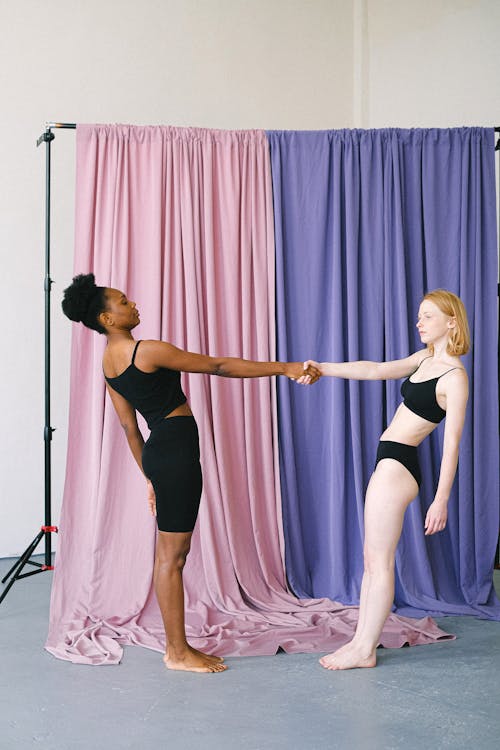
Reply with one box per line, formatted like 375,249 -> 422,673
296,360 -> 322,385
424,498 -> 448,535
146,479 -> 156,517
285,362 -> 321,384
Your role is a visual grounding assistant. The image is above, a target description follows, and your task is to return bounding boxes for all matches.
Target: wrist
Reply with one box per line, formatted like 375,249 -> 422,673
433,494 -> 449,505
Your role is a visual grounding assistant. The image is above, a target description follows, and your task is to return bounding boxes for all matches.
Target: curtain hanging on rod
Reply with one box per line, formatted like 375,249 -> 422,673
46,124 -> 459,664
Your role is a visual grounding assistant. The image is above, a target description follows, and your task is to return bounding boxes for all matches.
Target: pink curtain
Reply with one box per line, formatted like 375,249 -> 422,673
46,125 -> 452,664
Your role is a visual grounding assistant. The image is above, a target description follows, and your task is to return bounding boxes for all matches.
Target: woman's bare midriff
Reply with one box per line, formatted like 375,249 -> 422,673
380,402 -> 437,446
164,402 -> 193,419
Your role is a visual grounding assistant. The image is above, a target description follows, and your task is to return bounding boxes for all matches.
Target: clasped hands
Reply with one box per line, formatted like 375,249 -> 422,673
287,359 -> 322,385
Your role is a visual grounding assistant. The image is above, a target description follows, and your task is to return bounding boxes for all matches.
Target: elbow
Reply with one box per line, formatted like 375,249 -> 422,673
121,421 -> 139,438
211,358 -> 230,377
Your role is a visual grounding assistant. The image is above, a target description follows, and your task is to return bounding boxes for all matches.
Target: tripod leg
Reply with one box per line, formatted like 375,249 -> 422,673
1,531 -> 44,587
0,570 -> 22,604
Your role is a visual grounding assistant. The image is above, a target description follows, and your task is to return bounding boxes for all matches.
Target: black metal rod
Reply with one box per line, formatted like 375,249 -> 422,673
0,122 -> 77,604
0,531 -> 44,604
46,122 -> 76,129
41,123 -> 75,568
16,569 -> 47,581
44,131 -> 53,566
1,531 -> 44,583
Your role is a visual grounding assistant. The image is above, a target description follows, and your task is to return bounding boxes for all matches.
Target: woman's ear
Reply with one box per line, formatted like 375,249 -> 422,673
99,310 -> 113,328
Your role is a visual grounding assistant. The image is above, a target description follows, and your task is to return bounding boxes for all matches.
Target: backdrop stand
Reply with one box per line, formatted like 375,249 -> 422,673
1,122 -> 499,596
0,122 -> 76,604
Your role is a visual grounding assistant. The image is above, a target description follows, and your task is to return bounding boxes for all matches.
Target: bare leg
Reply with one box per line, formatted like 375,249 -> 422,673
320,460 -> 418,670
154,530 -> 227,673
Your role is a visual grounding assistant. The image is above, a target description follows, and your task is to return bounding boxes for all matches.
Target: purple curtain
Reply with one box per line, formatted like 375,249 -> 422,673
46,125 -> 452,664
268,127 -> 500,619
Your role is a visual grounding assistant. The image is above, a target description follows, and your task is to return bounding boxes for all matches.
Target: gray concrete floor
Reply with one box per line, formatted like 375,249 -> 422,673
0,557 -> 499,750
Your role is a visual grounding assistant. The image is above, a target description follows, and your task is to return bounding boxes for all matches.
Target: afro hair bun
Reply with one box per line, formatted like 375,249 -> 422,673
61,273 -> 99,322
61,273 -> 107,333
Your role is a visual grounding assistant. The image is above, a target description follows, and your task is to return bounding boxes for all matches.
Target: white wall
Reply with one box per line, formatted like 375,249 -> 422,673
359,0 -> 500,127
0,0 -> 352,557
1,0 -> 498,559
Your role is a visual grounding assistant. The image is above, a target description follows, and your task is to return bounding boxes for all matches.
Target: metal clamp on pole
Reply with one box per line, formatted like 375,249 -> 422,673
36,130 -> 55,148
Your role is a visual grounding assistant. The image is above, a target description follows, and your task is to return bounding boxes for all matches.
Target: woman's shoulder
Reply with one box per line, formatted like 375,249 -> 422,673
407,349 -> 432,371
137,338 -> 174,345
415,349 -> 432,365
439,363 -> 469,395
445,364 -> 468,381
133,339 -> 182,370
135,338 -> 175,354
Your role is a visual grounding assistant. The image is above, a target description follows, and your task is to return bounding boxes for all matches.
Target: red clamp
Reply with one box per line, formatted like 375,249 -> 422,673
41,565 -> 55,570
41,525 -> 58,533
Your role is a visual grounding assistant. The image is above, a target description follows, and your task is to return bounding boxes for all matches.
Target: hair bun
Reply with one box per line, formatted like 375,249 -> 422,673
61,273 -> 99,322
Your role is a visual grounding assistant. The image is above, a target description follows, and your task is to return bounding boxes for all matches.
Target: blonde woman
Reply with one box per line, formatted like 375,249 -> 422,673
302,290 -> 470,670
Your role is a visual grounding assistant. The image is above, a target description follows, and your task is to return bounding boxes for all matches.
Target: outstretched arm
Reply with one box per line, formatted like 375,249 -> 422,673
303,351 -> 425,381
137,340 -> 320,382
424,370 -> 469,535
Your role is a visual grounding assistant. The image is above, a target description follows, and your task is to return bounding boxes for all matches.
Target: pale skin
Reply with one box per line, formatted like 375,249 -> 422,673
300,298 -> 469,670
98,288 -> 320,674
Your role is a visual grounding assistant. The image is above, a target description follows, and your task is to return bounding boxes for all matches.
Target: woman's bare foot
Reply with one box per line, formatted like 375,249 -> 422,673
163,648 -> 227,673
165,646 -> 224,664
319,641 -> 352,662
319,644 -> 376,671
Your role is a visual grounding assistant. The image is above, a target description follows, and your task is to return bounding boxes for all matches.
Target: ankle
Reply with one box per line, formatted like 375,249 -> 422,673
166,642 -> 189,659
358,643 -> 376,659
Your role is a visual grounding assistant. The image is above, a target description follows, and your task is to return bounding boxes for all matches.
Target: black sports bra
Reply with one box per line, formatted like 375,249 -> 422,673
105,340 -> 187,429
400,357 -> 460,424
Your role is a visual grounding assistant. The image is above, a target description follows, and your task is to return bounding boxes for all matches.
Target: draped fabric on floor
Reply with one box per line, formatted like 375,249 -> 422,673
45,125 -> 453,665
267,127 -> 500,619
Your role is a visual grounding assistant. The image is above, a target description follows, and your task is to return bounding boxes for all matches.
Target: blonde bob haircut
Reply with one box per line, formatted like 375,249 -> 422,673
423,289 -> 470,356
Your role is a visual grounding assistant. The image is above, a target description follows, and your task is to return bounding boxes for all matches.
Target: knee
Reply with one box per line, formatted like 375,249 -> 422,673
157,550 -> 188,573
171,551 -> 189,572
156,540 -> 191,572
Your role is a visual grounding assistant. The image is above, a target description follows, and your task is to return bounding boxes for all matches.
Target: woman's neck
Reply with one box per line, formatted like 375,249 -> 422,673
106,330 -> 134,344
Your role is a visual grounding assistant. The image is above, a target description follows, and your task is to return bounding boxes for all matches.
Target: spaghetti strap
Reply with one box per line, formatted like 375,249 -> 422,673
436,367 -> 460,380
413,355 -> 432,373
131,340 -> 142,365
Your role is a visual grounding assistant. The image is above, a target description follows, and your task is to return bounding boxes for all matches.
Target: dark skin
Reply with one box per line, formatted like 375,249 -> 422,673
99,288 -> 320,673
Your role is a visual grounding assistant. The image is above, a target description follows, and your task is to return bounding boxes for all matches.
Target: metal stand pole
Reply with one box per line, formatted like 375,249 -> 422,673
1,123 -> 75,604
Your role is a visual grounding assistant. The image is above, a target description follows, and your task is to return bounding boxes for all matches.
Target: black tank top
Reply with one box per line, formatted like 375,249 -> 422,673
400,357 -> 459,424
105,340 -> 187,429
